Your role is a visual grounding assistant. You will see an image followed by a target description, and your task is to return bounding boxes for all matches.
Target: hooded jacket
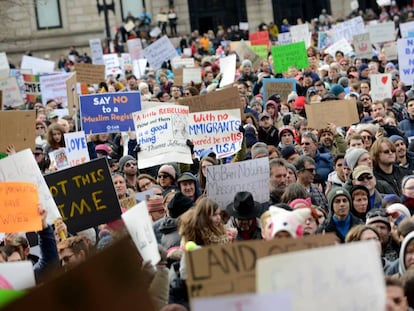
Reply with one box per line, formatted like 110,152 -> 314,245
399,231 -> 414,276
178,172 -> 202,202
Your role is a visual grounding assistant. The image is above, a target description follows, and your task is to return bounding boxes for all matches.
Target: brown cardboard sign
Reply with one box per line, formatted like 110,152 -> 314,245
263,78 -> 295,103
185,234 -> 336,299
0,111 -> 35,152
65,73 -> 79,116
304,99 -> 359,129
74,62 -> 105,85
173,68 -> 183,86
4,237 -> 155,311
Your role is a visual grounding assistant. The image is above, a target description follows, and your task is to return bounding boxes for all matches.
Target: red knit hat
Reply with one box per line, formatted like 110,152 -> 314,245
147,196 -> 164,213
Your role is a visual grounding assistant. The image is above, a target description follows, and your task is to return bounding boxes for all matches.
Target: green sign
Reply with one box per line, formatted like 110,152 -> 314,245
271,41 -> 309,73
0,290 -> 26,308
250,45 -> 268,59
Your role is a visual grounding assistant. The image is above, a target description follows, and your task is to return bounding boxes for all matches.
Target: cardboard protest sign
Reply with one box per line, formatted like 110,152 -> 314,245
256,241 -> 385,311
0,262 -> 35,290
80,91 -> 141,134
271,42 -> 308,73
398,38 -> 414,85
40,73 -> 72,107
0,111 -> 35,152
263,78 -> 296,103
44,157 -> 121,233
127,38 -> 143,60
219,54 -> 236,87
290,23 -> 311,47
103,54 -> 123,78
278,32 -> 292,45
377,0 -> 391,5
189,109 -> 243,159
178,86 -> 242,115
0,53 -> 9,79
64,131 -> 90,167
305,99 -> 359,129
183,67 -> 202,84
20,55 -> 55,74
233,40 -> 262,69
206,158 -> 269,208
132,104 -> 192,168
383,41 -> 398,60
353,33 -> 373,59
239,22 -> 249,31
22,73 -> 41,104
185,234 -> 336,299
171,56 -> 195,69
0,77 -> 24,108
250,45 -> 268,59
0,149 -> 60,224
65,73 -> 79,116
74,63 -> 105,85
400,21 -> 414,38
4,237 -> 155,311
143,35 -> 178,70
0,182 -> 42,233
121,201 -> 161,265
370,74 -> 392,101
173,68 -> 183,86
89,38 -> 104,65
367,21 -> 395,43
249,31 -> 269,46
332,16 -> 365,41
325,38 -> 353,57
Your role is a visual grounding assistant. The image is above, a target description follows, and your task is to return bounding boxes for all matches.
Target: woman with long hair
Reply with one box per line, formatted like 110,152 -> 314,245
45,123 -> 65,154
197,156 -> 218,192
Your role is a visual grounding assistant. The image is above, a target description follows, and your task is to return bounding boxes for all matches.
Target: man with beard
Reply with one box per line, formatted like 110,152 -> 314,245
119,155 -> 139,192
268,158 -> 288,204
318,123 -> 347,156
389,135 -> 414,171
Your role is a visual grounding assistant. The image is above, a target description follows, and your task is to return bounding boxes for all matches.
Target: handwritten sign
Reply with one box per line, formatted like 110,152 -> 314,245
250,45 -> 268,59
89,38 -> 104,65
278,32 -> 292,45
189,109 -> 242,159
233,40 -> 262,69
80,91 -> 141,134
48,148 -> 70,171
398,38 -> 414,85
0,53 -> 9,79
74,63 -> 105,85
271,42 -> 308,73
183,67 -> 202,84
103,54 -> 123,78
256,241 -> 385,311
0,182 -> 41,233
127,38 -> 143,60
263,78 -> 296,102
305,99 -> 359,129
0,149 -> 60,225
371,74 -> 392,101
44,157 -> 121,233
132,104 -> 192,168
22,73 -> 41,104
400,21 -> 414,38
171,56 -> 195,69
20,55 -> 55,74
367,22 -> 395,43
0,111 -> 35,152
219,54 -> 236,87
353,33 -> 373,59
40,73 -> 71,107
185,234 -> 336,299
65,73 -> 78,116
325,38 -> 354,57
0,77 -> 24,108
64,131 -> 90,167
120,53 -> 133,72
0,262 -> 35,290
133,59 -> 147,79
249,31 -> 269,46
206,158 -> 269,208
143,35 -> 178,70
121,201 -> 161,265
332,16 -> 365,41
290,23 -> 311,47
383,41 -> 398,60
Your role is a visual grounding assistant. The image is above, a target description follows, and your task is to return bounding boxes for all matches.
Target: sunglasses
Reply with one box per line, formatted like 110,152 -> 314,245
33,152 -> 43,156
303,168 -> 316,173
125,162 -> 137,168
158,174 -> 171,179
360,98 -> 371,102
361,135 -> 372,140
381,149 -> 395,154
357,175 -> 373,182
36,126 -> 45,129
301,142 -> 311,146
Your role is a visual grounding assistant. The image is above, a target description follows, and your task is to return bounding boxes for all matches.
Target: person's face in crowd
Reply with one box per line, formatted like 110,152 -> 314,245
340,59 -> 349,72
371,222 -> 390,246
60,247 -> 86,271
205,72 -> 214,83
260,116 -> 273,130
35,123 -> 46,136
357,153 -> 373,168
407,100 -> 414,119
237,83 -> 247,95
280,104 -> 290,115
332,195 -> 350,220
171,86 -> 181,99
7,251 -> 22,262
281,131 -> 294,145
266,104 -> 276,117
123,160 -> 138,176
236,218 -> 255,232
252,103 -> 263,113
52,130 -> 62,143
138,178 -> 154,191
353,191 -> 369,214
287,66 -> 298,78
371,103 -> 386,119
201,160 -> 213,177
360,82 -> 370,93
360,95 -> 372,108
180,180 -> 195,199
320,131 -> 333,147
405,240 -> 414,272
261,61 -> 271,73
386,285 -> 409,311
270,165 -> 288,191
33,149 -> 44,163
158,172 -> 173,188
379,142 -> 396,166
261,216 -> 273,241
328,67 -> 339,80
349,138 -> 364,149
159,75 -> 168,85
360,131 -> 373,150
300,161 -> 316,185
360,229 -> 382,254
160,92 -> 171,102
394,139 -> 406,159
128,77 -> 137,89
301,137 -> 317,158
66,119 -> 75,132
242,65 -> 252,75
141,86 -> 149,95
110,161 -> 119,172
369,63 -> 379,75
107,84 -> 116,92
98,134 -> 109,142
285,168 -> 296,184
274,231 -> 292,239
210,208 -> 222,227
303,215 -> 318,235
354,172 -> 376,193
395,92 -> 406,105
299,125 -> 312,137
113,175 -> 127,199
403,178 -> 414,199
240,96 -> 248,108
334,158 -> 345,181
316,209 -> 326,224
269,151 -> 279,160
342,164 -> 352,181
58,119 -> 70,133
315,84 -> 327,97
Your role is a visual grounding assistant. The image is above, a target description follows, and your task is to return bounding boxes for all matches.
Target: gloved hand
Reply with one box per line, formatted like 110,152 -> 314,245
239,125 -> 245,134
186,139 -> 194,154
133,144 -> 141,153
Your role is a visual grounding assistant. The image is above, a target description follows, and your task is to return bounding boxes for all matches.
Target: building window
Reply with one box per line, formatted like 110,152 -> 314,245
120,0 -> 144,21
35,0 -> 62,30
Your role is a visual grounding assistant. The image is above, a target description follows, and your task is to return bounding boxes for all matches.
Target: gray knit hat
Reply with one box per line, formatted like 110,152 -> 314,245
327,187 -> 352,214
251,142 -> 269,159
344,148 -> 368,171
119,155 -> 136,172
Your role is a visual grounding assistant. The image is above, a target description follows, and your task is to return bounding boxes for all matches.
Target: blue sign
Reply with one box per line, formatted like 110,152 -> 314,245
80,91 -> 141,134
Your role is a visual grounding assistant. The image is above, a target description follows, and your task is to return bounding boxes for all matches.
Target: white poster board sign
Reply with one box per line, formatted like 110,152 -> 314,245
400,21 -> 414,38
127,38 -> 143,60
183,67 -> 202,84
64,131 -> 90,167
143,35 -> 178,70
219,54 -> 237,87
370,73 -> 392,101
0,261 -> 36,289
353,33 -> 373,59
21,55 -> 55,74
132,59 -> 148,79
171,56 -> 195,69
40,73 -> 72,107
278,32 -> 292,45
325,38 -> 354,57
206,157 -> 270,208
398,38 -> 414,85
290,23 -> 311,48
132,104 -> 192,168
257,241 -> 385,311
367,22 -> 395,43
0,52 -> 10,79
121,201 -> 161,265
103,54 -> 123,78
332,16 -> 365,41
89,38 -> 104,65
0,77 -> 24,108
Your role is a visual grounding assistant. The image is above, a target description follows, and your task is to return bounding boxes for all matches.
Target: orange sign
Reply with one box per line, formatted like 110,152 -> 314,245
0,182 -> 42,233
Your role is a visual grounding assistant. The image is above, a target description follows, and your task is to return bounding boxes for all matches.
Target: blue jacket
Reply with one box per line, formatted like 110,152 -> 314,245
314,150 -> 333,182
34,225 -> 59,283
399,117 -> 414,138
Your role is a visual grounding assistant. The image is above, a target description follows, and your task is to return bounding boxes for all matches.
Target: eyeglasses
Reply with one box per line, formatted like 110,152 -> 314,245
61,253 -> 74,263
301,142 -> 311,146
158,174 -> 171,179
33,152 -> 43,156
36,126 -> 45,130
381,149 -> 395,154
303,168 -> 316,173
361,135 -> 372,140
357,174 -> 373,182
360,98 -> 371,102
125,162 -> 137,168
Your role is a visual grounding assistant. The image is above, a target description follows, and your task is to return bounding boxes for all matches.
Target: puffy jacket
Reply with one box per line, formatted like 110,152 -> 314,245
314,150 -> 333,182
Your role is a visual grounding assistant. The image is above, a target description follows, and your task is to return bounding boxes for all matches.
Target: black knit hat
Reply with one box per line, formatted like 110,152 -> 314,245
167,192 -> 194,218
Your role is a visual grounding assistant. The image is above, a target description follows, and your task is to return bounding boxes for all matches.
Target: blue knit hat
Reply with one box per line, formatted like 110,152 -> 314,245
358,63 -> 369,72
330,84 -> 345,96
389,135 -> 404,145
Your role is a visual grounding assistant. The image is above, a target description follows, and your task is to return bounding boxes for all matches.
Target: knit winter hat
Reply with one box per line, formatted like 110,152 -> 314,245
294,96 -> 306,109
158,164 -> 177,180
147,196 -> 164,213
358,63 -> 369,72
242,59 -> 252,68
330,84 -> 345,96
281,145 -> 297,159
327,188 -> 351,214
168,192 -> 194,218
287,91 -> 298,103
389,135 -> 404,145
366,208 -> 390,229
119,155 -> 136,171
344,148 -> 369,171
244,125 -> 258,148
138,82 -> 149,92
251,142 -> 269,159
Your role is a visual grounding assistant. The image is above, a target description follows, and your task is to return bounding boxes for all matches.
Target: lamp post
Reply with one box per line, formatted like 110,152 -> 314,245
96,0 -> 115,51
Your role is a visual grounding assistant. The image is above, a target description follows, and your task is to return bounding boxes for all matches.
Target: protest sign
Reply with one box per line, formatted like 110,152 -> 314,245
9,69 -> 26,102
127,38 -> 143,60
183,67 -> 202,84
206,158 -> 269,208
0,262 -> 35,290
290,23 -> 311,47
89,38 -> 104,65
400,21 -> 414,38
0,77 -> 24,108
40,73 -> 71,107
185,234 -> 336,299
239,22 -> 249,31
20,55 -> 55,74
120,53 -> 133,73
149,26 -> 162,38
143,35 -> 178,70
4,237 -> 155,311
0,149 -> 60,225
22,73 -> 41,104
121,201 -> 161,265
0,53 -> 9,79
263,78 -> 296,103
271,42 -> 308,73
80,91 -> 141,134
178,86 -> 241,114
192,292 -> 292,311
250,45 -> 268,59
0,289 -> 27,308
133,58 -> 147,79
233,40 -> 262,69
256,241 -> 385,311
219,54 -> 236,87
103,54 -> 123,78
0,111 -> 35,152
189,109 -> 243,159
398,38 -> 414,85
135,188 -> 154,202
317,31 -> 332,51
48,148 -> 70,171
353,33 -> 373,59
74,63 -> 105,85
65,73 -> 79,116
171,56 -> 195,69
132,104 -> 192,168
370,73 -> 392,101
325,38 -> 353,57
173,68 -> 183,85
383,41 -> 398,60
44,157 -> 121,233
332,16 -> 365,41
305,99 -> 359,129
0,182 -> 42,233
249,31 -> 269,46
367,21 -> 395,43
377,0 -> 391,5
277,32 -> 292,45
64,131 -> 90,167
